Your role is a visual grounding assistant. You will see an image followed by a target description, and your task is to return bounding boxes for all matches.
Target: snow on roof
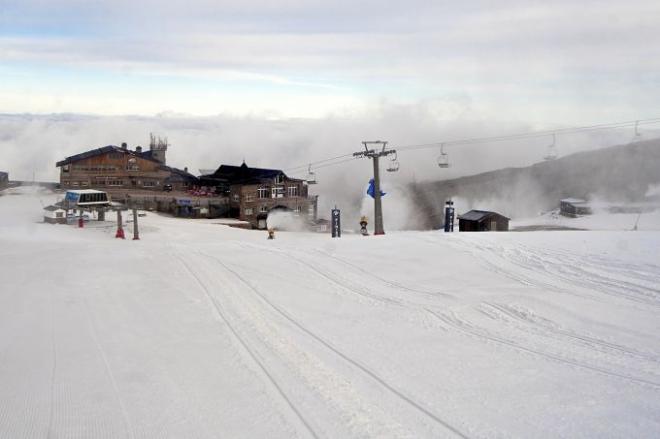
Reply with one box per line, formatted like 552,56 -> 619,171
458,210 -> 509,222
66,189 -> 107,194
561,198 -> 588,204
43,205 -> 65,211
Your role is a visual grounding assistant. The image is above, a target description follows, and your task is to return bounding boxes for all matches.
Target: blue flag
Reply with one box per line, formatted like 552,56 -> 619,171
367,179 -> 386,199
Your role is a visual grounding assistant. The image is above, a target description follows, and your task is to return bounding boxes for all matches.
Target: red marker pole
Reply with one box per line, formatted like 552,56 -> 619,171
115,210 -> 125,239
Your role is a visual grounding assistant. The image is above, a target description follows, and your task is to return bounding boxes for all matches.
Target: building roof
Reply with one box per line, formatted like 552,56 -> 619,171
561,198 -> 589,205
56,146 -> 129,167
56,145 -> 197,182
203,162 -> 290,185
458,210 -> 510,222
43,205 -> 65,212
162,165 -> 198,182
65,189 -> 107,194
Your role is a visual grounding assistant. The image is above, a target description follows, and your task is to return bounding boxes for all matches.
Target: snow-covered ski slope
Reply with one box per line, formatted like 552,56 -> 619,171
1,188 -> 659,438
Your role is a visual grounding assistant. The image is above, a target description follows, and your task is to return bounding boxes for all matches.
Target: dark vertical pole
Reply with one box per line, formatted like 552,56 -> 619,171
132,208 -> 140,240
444,200 -> 455,232
331,207 -> 341,238
372,155 -> 384,235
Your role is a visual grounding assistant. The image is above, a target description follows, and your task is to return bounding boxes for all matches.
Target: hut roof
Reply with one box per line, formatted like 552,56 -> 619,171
43,205 -> 65,212
458,210 -> 509,222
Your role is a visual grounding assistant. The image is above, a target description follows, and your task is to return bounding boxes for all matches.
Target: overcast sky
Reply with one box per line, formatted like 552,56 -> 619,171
2,0 -> 659,122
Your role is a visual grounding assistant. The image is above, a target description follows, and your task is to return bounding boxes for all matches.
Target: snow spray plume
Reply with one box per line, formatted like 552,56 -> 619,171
266,210 -> 309,232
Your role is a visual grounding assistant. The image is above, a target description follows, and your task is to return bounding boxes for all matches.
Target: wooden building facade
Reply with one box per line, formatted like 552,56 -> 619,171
200,162 -> 318,228
56,144 -> 197,194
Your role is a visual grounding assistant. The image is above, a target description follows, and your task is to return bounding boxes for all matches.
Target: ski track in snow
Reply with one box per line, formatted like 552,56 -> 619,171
479,302 -> 660,364
82,297 -> 136,439
234,240 -> 660,392
3,191 -> 660,438
173,251 -> 320,439
425,308 -> 660,389
461,238 -> 660,309
194,249 -> 471,439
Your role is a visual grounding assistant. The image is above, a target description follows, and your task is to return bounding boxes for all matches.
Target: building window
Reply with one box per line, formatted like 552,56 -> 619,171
62,165 -> 70,173
274,174 -> 284,184
245,193 -> 254,202
233,193 -> 240,202
108,180 -> 124,187
81,181 -> 89,187
244,208 -> 253,216
257,187 -> 269,199
287,186 -> 298,197
271,186 -> 284,198
143,181 -> 156,187
294,206 -> 302,213
72,182 -> 79,186
126,158 -> 139,172
259,205 -> 268,213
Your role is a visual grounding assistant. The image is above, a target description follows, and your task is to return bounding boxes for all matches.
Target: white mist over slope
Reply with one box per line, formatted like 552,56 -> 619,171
2,109 -> 654,228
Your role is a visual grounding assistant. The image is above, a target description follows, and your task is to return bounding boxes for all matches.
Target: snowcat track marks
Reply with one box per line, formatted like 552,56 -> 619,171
480,302 -> 660,364
174,254 -> 320,439
425,308 -> 660,390
199,251 -> 472,439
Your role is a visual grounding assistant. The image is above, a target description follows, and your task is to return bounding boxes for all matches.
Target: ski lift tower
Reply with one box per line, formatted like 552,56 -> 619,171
353,140 -> 396,235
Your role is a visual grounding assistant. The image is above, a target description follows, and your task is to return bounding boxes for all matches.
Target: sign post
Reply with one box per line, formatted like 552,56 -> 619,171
132,208 -> 140,240
444,200 -> 455,232
331,207 -> 341,238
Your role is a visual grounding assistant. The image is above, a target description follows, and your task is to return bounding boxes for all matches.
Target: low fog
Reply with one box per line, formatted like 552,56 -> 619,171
1,107 -> 658,230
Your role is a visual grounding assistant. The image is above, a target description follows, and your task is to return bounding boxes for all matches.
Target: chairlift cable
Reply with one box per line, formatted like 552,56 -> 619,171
395,117 -> 660,152
280,116 -> 660,177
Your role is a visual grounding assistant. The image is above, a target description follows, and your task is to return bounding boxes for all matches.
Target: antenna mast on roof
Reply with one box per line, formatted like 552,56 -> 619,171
149,132 -> 169,165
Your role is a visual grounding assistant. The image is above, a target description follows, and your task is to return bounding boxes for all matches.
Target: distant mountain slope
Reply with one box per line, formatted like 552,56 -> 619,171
411,139 -> 660,229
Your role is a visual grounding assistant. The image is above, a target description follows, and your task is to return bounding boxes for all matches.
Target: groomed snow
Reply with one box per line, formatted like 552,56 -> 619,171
1,187 -> 659,438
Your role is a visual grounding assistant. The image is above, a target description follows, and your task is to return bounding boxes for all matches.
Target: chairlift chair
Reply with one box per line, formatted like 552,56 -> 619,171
387,152 -> 400,172
306,164 -> 317,184
437,143 -> 450,168
544,134 -> 558,161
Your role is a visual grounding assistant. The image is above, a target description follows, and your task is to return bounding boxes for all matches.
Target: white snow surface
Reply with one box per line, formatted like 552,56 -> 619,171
1,187 -> 660,438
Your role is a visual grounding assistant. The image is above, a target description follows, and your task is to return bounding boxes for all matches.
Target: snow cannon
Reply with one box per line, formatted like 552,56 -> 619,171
360,216 -> 369,236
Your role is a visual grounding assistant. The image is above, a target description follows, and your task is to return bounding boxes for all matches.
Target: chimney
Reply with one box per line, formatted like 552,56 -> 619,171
136,146 -> 142,154
184,167 -> 188,173
121,142 -> 127,150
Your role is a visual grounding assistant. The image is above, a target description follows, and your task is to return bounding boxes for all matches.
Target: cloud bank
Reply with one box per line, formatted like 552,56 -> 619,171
2,107 -> 656,229
1,1 -> 659,120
